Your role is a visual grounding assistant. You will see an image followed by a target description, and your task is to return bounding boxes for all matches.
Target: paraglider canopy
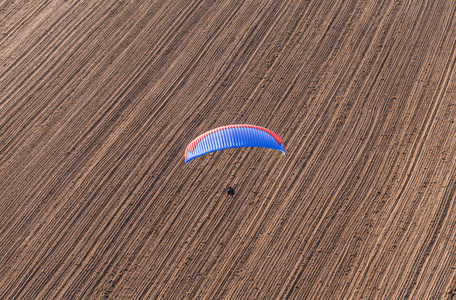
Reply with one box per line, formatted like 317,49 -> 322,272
184,124 -> 285,163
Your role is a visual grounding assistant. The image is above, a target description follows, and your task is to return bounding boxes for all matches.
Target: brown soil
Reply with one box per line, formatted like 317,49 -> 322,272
1,0 -> 456,299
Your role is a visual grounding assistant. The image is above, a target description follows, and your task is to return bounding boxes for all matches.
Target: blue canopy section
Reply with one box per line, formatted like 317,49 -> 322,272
185,124 -> 285,163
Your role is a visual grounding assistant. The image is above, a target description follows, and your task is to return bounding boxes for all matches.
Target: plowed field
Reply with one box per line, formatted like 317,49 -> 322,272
1,0 -> 456,298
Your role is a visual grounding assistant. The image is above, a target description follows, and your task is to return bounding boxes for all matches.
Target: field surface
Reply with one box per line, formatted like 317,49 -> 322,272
1,0 -> 456,299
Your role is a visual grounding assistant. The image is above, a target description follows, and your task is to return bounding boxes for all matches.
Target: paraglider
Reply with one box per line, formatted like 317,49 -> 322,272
184,124 -> 285,163
225,186 -> 235,197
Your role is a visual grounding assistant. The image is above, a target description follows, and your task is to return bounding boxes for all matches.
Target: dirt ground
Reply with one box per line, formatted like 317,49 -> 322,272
1,0 -> 456,298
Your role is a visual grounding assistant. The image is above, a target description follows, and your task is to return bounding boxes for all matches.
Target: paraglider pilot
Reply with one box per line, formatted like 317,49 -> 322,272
225,186 -> 235,197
